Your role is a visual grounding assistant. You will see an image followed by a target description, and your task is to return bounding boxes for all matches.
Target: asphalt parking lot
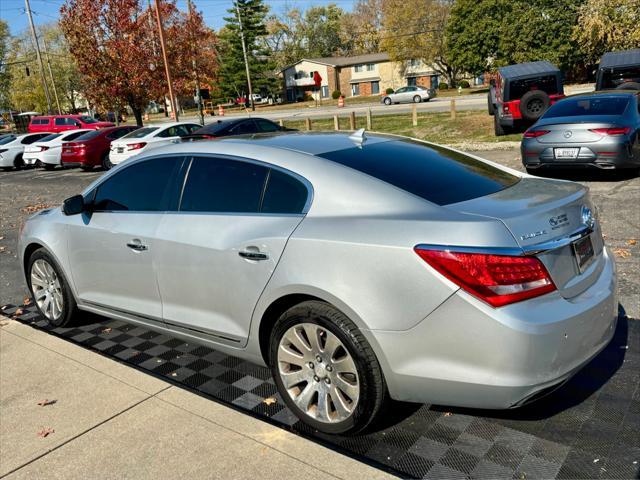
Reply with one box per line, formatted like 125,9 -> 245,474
1,148 -> 638,317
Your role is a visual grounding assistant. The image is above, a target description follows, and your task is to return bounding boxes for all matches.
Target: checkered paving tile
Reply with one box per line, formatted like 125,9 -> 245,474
2,303 -> 639,479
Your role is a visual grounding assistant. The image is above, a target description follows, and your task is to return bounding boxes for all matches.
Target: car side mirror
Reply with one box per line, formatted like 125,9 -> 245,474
62,194 -> 85,215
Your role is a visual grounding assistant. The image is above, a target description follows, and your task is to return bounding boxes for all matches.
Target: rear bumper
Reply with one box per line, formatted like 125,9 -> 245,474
522,141 -> 639,169
368,246 -> 618,408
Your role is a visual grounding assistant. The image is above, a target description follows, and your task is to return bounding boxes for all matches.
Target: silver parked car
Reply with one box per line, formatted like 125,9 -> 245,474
19,132 -> 617,434
381,85 -> 435,105
522,91 -> 640,172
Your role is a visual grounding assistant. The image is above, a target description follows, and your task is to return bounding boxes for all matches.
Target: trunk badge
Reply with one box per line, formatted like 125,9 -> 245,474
563,131 -> 572,138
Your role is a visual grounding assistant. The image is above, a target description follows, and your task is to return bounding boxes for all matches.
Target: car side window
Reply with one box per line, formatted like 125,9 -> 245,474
54,118 -> 66,126
22,134 -> 49,144
395,88 -> 405,94
92,157 -> 182,212
229,121 -> 258,135
157,127 -> 178,138
64,130 -> 88,141
261,170 -> 309,214
106,128 -> 131,140
256,119 -> 280,132
180,157 -> 268,213
186,124 -> 201,134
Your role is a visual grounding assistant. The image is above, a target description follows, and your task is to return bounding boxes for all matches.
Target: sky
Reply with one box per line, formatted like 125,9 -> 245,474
0,0 -> 355,36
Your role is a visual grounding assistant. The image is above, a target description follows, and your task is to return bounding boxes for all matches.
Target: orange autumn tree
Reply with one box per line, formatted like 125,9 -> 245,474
60,0 -> 218,125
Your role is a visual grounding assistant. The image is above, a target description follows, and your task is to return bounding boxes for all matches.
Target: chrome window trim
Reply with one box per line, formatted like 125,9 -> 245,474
415,225 -> 595,257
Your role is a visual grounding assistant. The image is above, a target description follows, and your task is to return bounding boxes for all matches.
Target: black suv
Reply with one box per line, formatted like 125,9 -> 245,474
596,49 -> 640,91
488,61 -> 565,136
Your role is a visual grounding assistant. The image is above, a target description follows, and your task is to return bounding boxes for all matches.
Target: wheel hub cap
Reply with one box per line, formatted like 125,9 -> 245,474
30,259 -> 64,321
277,323 -> 360,424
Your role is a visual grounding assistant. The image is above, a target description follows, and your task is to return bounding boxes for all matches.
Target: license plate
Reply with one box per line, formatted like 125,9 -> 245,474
572,235 -> 595,273
554,148 -> 579,159
117,147 -> 124,153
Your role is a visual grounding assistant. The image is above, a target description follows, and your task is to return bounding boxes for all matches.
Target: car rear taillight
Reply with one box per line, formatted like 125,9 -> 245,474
127,142 -> 147,151
589,127 -> 631,136
414,248 -> 556,307
523,129 -> 550,138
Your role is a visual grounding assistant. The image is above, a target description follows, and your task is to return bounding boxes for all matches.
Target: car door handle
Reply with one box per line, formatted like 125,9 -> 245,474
126,240 -> 148,251
238,250 -> 268,260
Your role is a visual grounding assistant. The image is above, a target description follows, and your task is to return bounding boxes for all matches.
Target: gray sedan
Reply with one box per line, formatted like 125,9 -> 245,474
19,131 -> 617,434
522,91 -> 640,172
381,85 -> 435,105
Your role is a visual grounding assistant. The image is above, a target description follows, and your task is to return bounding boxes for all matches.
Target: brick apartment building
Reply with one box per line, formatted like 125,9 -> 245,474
281,53 -> 440,102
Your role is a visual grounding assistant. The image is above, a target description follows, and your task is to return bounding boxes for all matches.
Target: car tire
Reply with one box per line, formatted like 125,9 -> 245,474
413,95 -> 422,103
494,114 -> 508,136
488,93 -> 495,115
27,248 -> 78,327
383,97 -> 392,105
102,153 -> 112,170
269,300 -> 387,435
14,154 -> 24,170
520,90 -> 550,122
43,164 -> 55,171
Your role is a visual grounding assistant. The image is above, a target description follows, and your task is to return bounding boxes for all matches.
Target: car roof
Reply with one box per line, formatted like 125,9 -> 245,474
498,61 -> 560,80
148,121 -> 200,128
566,90 -> 639,99
599,49 -> 640,69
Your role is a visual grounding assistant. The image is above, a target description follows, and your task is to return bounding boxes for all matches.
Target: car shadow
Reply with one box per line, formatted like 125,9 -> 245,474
530,168 -> 639,182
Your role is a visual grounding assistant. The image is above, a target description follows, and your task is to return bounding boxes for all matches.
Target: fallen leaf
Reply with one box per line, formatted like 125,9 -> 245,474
0,236 -> 4,240
170,372 -> 177,377
593,458 -> 600,463
12,307 -> 24,318
613,248 -> 631,258
627,239 -> 637,246
263,397 -> 277,406
0,305 -> 7,310
101,327 -> 112,334
37,427 -> 55,438
443,412 -> 453,417
37,399 -> 57,407
23,297 -> 31,306
21,203 -> 56,214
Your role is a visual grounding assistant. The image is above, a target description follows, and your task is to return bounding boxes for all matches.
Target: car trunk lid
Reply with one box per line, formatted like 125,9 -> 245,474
534,116 -> 622,144
447,177 -> 604,299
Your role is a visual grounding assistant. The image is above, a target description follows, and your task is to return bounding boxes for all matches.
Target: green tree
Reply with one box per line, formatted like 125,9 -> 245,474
572,0 -> 640,64
339,0 -> 383,55
218,0 -> 277,100
298,5 -> 345,58
381,0 -> 459,85
0,20 -> 11,110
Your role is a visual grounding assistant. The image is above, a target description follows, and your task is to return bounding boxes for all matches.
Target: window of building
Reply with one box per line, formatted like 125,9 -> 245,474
354,65 -> 364,73
407,77 -> 417,86
351,83 -> 360,96
366,63 -> 375,71
321,86 -> 329,98
371,81 -> 380,94
410,59 -> 419,67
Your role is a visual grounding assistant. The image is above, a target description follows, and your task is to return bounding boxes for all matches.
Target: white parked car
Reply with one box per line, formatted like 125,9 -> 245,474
108,122 -> 201,167
23,130 -> 92,170
0,133 -> 53,170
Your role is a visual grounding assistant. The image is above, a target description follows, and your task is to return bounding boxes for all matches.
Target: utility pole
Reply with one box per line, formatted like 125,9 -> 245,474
24,0 -> 52,114
154,0 -> 179,121
41,39 -> 62,114
235,1 -> 254,112
187,0 -> 204,125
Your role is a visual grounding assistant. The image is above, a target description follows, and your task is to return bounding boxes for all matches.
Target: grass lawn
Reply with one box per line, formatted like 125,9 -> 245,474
281,110 -> 522,145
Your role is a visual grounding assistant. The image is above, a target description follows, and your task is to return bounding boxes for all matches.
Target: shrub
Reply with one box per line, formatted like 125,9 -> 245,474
331,90 -> 342,99
438,82 -> 449,90
459,80 -> 470,88
385,87 -> 395,94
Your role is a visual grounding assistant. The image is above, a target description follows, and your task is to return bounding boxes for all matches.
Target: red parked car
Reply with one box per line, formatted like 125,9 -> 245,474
61,125 -> 138,170
28,115 -> 114,134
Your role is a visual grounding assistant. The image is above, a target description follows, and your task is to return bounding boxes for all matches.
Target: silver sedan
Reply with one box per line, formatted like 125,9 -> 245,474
381,85 -> 435,105
19,131 -> 617,434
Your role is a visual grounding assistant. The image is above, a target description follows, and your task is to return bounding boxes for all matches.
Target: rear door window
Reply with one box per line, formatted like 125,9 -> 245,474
261,170 -> 308,214
180,157 -> 268,213
63,130 -> 90,141
256,119 -> 280,133
22,134 -> 51,144
92,157 -> 182,211
318,139 -> 519,206
229,121 -> 258,135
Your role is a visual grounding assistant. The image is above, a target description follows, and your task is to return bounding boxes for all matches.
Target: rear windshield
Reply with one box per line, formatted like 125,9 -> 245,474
79,116 -> 98,124
39,133 -> 62,142
600,66 -> 640,89
544,96 -> 629,117
122,127 -> 158,139
75,130 -> 103,141
195,121 -> 233,135
508,75 -> 559,100
318,140 -> 519,205
0,135 -> 16,145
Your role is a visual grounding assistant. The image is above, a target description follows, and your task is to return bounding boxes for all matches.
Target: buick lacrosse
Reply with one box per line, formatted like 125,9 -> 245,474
19,131 -> 617,434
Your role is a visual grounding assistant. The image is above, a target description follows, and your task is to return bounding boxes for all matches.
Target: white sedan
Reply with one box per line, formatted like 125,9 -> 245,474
0,133 -> 53,170
23,130 -> 92,170
108,122 -> 201,167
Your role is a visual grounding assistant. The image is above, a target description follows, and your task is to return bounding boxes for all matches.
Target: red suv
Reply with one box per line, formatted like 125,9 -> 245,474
61,125 -> 138,170
28,115 -> 114,133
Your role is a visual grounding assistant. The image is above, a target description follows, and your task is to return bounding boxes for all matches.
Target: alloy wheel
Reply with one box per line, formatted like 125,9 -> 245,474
30,259 -> 64,321
277,323 -> 360,423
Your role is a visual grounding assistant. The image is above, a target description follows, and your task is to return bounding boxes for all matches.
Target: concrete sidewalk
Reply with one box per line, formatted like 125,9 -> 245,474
0,318 -> 394,479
